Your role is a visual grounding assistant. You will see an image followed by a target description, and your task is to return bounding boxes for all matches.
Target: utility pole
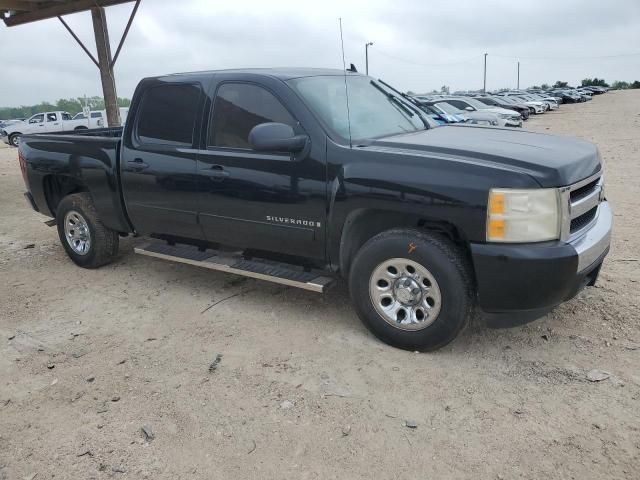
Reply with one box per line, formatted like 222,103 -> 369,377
365,42 -> 373,75
91,7 -> 120,128
517,61 -> 520,90
483,53 -> 488,93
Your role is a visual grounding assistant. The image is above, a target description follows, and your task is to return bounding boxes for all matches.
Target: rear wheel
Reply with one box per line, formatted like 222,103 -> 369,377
56,193 -> 119,268
8,133 -> 20,147
348,229 -> 474,351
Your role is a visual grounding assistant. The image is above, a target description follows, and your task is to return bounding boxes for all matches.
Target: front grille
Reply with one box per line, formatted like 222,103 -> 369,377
562,174 -> 603,240
570,206 -> 597,233
570,179 -> 599,202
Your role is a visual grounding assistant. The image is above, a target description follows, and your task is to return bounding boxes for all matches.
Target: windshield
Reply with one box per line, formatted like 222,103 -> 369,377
500,97 -> 518,105
459,97 -> 490,110
288,75 -> 424,141
434,102 -> 464,115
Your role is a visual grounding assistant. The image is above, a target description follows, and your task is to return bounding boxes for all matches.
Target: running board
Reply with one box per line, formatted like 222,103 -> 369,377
134,242 -> 334,293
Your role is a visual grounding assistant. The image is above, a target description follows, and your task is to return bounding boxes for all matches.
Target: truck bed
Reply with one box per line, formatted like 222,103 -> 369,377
54,126 -> 124,138
19,128 -> 131,234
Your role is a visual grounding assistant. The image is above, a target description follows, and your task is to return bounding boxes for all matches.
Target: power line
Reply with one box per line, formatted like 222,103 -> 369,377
490,51 -> 640,61
371,48 -> 483,68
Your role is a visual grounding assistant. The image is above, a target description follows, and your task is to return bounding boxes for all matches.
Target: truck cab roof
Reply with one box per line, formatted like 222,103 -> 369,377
164,67 -> 360,81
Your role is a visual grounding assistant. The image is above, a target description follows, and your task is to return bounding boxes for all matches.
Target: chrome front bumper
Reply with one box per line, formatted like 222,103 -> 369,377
570,201 -> 612,272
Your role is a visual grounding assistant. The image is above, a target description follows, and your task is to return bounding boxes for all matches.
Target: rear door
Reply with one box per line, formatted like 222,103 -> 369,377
120,81 -> 206,239
196,80 -> 327,259
45,112 -> 64,132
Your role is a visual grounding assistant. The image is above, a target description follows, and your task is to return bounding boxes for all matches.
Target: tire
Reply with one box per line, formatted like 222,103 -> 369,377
56,193 -> 119,268
348,229 -> 474,351
8,133 -> 20,147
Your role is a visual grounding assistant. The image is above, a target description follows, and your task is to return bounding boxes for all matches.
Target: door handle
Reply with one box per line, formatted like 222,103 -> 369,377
200,164 -> 229,179
127,158 -> 149,170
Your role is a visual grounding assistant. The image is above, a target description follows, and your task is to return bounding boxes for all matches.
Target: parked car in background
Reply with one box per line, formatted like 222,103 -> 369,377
73,107 -> 130,128
419,104 -> 468,125
581,86 -> 607,94
415,99 -> 500,126
72,111 -> 106,129
2,108 -> 130,147
499,96 -> 537,115
0,119 -> 24,129
524,93 -> 560,110
550,89 -> 585,103
1,111 -> 95,147
422,96 -> 522,127
500,93 -> 548,113
473,96 -> 530,120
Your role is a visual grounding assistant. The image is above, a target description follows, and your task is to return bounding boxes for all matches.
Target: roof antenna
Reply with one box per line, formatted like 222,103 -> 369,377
339,18 -> 353,149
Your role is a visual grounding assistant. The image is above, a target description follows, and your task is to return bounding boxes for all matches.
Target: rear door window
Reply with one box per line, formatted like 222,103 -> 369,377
46,113 -> 58,122
136,84 -> 201,146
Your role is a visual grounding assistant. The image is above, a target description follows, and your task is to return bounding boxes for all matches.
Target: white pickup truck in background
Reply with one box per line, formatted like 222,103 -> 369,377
72,107 -> 130,130
1,107 -> 129,147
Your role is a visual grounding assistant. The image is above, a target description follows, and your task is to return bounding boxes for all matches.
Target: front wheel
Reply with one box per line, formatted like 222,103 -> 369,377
56,193 -> 119,268
349,229 -> 474,351
8,133 -> 20,147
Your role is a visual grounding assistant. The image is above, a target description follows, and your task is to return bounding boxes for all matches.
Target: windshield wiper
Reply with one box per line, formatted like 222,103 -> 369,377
376,79 -> 431,130
369,80 -> 416,119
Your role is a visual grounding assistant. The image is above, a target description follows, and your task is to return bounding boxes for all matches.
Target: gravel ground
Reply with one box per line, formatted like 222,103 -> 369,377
1,91 -> 639,480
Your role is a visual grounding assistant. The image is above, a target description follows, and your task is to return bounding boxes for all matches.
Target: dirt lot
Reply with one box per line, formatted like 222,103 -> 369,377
1,91 -> 639,480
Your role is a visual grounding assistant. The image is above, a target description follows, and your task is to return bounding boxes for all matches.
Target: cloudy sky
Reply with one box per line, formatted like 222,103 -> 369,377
1,0 -> 639,106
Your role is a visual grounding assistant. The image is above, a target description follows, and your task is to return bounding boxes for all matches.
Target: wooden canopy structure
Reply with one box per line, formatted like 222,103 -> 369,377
1,0 -> 141,127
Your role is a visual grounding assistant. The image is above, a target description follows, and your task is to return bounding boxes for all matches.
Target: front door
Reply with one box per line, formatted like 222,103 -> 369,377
25,113 -> 45,134
120,82 -> 205,240
197,81 -> 327,260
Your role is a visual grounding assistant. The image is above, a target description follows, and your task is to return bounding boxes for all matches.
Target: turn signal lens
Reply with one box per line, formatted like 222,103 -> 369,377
486,188 -> 560,242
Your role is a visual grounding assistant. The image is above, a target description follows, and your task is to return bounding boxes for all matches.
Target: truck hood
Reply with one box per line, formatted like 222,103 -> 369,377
370,126 -> 601,187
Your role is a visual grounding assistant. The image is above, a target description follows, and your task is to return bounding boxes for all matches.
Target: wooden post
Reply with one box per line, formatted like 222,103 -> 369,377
91,7 -> 120,127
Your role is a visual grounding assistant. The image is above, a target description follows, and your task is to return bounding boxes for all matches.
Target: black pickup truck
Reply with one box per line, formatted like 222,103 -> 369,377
17,68 -> 612,351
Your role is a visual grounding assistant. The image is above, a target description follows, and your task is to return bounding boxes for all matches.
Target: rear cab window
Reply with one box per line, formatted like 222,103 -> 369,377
135,83 -> 202,146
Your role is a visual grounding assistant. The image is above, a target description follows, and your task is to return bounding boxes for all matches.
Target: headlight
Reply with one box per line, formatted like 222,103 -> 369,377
487,188 -> 560,242
498,113 -> 512,119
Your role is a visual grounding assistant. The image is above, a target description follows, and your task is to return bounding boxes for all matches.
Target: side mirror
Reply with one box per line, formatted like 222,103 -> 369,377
465,106 -> 474,112
248,122 -> 308,153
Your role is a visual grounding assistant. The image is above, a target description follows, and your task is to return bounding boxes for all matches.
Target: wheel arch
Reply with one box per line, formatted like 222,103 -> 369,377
43,174 -> 90,217
338,208 -> 472,278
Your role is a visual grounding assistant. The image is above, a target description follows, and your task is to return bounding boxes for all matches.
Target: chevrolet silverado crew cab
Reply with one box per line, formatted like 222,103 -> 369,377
17,68 -> 612,351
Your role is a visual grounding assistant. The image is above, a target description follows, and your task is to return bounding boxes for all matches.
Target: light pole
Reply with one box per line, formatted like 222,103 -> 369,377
483,52 -> 488,93
365,42 -> 373,75
517,61 -> 520,90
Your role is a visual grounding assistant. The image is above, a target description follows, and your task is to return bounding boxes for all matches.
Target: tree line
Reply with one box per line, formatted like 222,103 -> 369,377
0,96 -> 131,120
530,78 -> 640,90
